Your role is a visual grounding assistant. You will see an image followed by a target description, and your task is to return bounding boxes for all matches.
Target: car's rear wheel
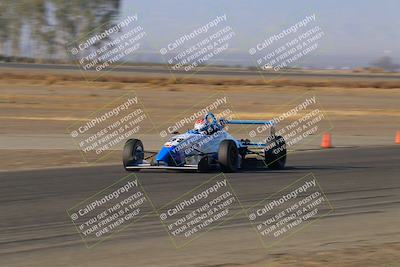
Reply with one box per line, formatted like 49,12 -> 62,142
265,135 -> 286,170
218,140 -> 239,172
123,139 -> 144,171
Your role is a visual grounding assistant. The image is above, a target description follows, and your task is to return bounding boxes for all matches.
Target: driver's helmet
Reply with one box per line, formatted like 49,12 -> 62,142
194,119 -> 208,132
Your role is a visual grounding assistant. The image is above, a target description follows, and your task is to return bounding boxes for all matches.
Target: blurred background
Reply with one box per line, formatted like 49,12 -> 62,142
1,0 -> 399,70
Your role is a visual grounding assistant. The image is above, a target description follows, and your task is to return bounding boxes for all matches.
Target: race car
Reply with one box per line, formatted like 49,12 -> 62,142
122,112 -> 286,172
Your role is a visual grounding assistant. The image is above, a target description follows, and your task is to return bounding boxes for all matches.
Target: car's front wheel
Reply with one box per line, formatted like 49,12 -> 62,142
218,140 -> 239,172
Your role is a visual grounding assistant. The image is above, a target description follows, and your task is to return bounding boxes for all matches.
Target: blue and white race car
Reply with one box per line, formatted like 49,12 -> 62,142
122,112 -> 286,172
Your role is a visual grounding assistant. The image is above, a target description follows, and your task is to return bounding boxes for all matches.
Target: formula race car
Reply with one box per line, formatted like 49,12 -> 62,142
122,112 -> 286,172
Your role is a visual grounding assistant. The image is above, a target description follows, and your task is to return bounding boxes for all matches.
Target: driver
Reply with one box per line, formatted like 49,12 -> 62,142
194,119 -> 210,133
194,113 -> 221,134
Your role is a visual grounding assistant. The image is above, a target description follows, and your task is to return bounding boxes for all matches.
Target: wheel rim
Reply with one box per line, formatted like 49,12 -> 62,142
134,146 -> 144,162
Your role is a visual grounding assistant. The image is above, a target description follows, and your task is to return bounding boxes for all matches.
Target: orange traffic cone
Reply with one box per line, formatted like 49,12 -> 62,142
395,131 -> 400,144
321,133 -> 332,148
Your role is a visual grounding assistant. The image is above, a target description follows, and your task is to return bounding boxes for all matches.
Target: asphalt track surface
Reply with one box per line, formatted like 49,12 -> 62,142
2,62 -> 400,80
0,146 -> 399,266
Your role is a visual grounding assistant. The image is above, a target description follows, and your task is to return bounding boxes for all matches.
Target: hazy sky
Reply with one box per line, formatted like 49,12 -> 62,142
119,0 -> 399,66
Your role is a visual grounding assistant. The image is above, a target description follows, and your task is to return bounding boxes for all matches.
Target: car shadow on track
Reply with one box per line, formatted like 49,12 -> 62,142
239,165 -> 371,173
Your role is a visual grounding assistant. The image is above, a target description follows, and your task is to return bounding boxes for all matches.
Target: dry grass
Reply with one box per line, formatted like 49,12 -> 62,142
1,71 -> 400,89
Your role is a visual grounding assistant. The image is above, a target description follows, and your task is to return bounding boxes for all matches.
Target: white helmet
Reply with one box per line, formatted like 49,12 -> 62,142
194,119 -> 207,131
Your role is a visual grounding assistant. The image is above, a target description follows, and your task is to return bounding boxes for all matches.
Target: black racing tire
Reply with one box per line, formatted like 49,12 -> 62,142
123,139 -> 144,171
218,140 -> 239,173
197,156 -> 210,173
264,135 -> 286,170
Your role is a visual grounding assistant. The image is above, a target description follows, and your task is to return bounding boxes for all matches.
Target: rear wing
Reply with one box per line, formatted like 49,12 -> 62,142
225,120 -> 274,125
222,119 -> 276,136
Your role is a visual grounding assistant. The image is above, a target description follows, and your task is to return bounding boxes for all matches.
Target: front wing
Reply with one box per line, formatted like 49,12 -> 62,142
125,163 -> 198,171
